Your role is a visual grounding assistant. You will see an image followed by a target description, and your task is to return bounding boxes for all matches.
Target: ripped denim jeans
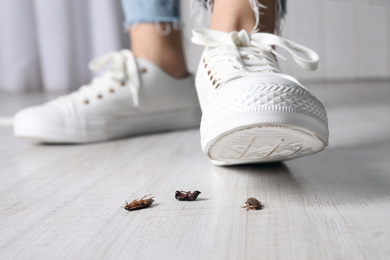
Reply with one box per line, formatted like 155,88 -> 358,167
121,0 -> 287,33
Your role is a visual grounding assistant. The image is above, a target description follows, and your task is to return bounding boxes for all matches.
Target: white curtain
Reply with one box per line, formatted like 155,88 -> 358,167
0,0 -> 129,93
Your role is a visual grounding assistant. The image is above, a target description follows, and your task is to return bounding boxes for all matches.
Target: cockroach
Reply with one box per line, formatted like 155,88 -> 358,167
242,197 -> 262,210
124,194 -> 154,211
175,190 -> 201,201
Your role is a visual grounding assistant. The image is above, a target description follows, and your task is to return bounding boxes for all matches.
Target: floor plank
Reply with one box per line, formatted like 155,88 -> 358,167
0,81 -> 390,259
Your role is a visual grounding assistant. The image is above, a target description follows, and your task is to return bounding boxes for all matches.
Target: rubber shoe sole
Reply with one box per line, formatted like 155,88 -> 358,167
202,112 -> 328,165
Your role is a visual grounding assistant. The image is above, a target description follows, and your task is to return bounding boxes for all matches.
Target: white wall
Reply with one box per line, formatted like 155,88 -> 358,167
182,0 -> 390,82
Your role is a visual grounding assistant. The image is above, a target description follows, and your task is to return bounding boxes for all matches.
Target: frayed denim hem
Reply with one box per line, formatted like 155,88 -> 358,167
121,0 -> 288,34
122,18 -> 181,30
121,0 -> 180,28
193,0 -> 288,34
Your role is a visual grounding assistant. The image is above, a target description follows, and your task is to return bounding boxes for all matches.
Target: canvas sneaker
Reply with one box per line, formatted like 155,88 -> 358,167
14,50 -> 201,143
192,29 -> 329,165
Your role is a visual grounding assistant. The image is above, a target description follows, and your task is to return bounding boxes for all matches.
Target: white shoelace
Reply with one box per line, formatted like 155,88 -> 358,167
191,29 -> 319,88
65,50 -> 140,106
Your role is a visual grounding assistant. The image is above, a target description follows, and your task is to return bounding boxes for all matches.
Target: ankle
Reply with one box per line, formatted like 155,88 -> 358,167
210,0 -> 255,33
130,23 -> 188,78
210,0 -> 276,34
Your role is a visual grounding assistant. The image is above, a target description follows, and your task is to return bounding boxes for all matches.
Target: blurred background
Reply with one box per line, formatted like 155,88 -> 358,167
0,0 -> 389,93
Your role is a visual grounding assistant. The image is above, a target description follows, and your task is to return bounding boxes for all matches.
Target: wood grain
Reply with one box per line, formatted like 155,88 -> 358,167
0,81 -> 390,259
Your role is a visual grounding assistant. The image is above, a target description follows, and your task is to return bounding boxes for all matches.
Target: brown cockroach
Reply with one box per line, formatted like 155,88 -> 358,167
175,190 -> 201,201
124,194 -> 154,211
242,197 -> 262,211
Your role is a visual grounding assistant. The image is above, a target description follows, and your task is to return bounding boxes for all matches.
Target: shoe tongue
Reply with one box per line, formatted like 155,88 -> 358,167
106,70 -> 125,81
100,62 -> 126,82
233,30 -> 251,47
89,51 -> 129,82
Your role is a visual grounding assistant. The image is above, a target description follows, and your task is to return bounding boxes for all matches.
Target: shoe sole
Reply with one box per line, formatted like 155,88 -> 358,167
202,112 -> 328,165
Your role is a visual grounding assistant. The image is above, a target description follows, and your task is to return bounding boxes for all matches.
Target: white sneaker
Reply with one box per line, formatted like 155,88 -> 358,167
192,29 -> 329,165
14,50 -> 201,143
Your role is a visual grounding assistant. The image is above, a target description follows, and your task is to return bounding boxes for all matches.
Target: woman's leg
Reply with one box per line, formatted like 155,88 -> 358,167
210,0 -> 286,34
121,0 -> 188,78
210,0 -> 273,33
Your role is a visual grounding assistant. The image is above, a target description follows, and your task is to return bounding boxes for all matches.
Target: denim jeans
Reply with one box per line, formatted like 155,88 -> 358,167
121,0 -> 180,26
121,0 -> 287,28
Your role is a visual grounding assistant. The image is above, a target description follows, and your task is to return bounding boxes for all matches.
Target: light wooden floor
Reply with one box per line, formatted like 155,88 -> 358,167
1,81 -> 390,260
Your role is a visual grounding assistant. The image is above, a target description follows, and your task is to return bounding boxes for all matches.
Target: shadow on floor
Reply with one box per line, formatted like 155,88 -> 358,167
210,139 -> 390,207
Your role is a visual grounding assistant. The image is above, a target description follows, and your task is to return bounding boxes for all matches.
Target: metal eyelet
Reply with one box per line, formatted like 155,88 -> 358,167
109,88 -> 115,93
97,94 -> 103,99
83,99 -> 89,105
140,68 -> 147,73
120,81 -> 126,86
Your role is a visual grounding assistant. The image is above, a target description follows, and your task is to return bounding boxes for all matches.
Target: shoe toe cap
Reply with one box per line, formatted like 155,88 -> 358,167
13,104 -> 68,136
202,78 -> 328,128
